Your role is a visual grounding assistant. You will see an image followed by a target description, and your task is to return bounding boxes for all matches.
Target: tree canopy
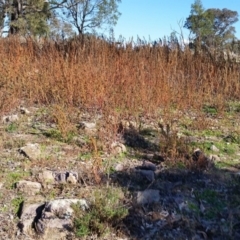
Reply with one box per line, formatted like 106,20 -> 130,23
184,0 -> 239,51
0,0 -> 121,38
61,0 -> 121,36
0,0 -> 51,36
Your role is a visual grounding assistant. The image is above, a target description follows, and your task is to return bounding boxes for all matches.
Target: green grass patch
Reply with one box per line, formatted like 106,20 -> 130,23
78,152 -> 92,161
198,129 -> 223,138
5,170 -> 30,189
214,142 -> 238,155
223,132 -> 240,144
198,189 -> 225,220
43,128 -> 76,143
193,140 -> 238,156
181,129 -> 193,136
5,122 -> 18,133
203,105 -> 218,115
226,101 -> 240,113
188,202 -> 200,214
11,196 -> 24,215
215,159 -> 240,169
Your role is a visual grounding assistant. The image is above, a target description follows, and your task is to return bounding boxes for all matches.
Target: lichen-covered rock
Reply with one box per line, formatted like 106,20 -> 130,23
38,170 -> 55,184
18,198 -> 88,240
38,170 -> 79,185
19,106 -> 30,115
66,172 -> 78,184
18,195 -> 46,237
111,142 -> 127,155
78,121 -> 97,134
2,114 -> 19,123
16,180 -> 41,195
18,143 -> 41,160
210,144 -> 220,152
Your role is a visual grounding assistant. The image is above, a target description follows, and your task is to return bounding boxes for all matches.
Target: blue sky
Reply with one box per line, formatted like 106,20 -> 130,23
113,0 -> 240,42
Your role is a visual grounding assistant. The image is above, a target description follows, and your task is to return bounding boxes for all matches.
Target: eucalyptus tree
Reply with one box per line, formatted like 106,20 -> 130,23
0,0 -> 52,36
0,0 -> 121,39
61,0 -> 121,36
184,0 -> 238,52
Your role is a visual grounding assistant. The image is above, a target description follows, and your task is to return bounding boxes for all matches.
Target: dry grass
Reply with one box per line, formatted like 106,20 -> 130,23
0,36 -> 240,239
0,35 -> 239,127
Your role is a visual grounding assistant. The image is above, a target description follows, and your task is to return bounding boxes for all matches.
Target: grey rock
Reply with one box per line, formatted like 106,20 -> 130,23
44,199 -> 88,216
114,163 -> 124,171
78,121 -> 97,131
19,202 -> 45,236
135,169 -> 155,182
111,142 -> 127,155
210,145 -> 219,152
54,172 -> 67,183
38,170 -> 55,183
120,120 -> 137,129
137,189 -> 160,205
19,143 -> 41,160
20,106 -> 30,115
82,122 -> 96,129
66,172 -> 78,184
144,153 -> 154,160
39,171 -> 78,185
18,195 -> 46,236
141,161 -> 157,171
209,154 -> 221,162
38,199 -> 88,239
18,198 -> 88,240
78,121 -> 97,134
16,180 -> 41,195
2,114 -> 19,123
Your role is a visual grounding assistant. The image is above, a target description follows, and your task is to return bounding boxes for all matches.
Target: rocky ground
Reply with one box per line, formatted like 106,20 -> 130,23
0,103 -> 240,239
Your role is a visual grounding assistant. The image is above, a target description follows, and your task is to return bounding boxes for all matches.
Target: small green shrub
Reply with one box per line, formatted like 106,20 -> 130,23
203,105 -> 218,115
5,123 -> 18,133
73,187 -> 128,237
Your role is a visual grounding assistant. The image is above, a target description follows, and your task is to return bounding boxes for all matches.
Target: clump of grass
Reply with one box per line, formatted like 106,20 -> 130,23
223,131 -> 240,144
11,196 -> 24,215
158,121 -> 190,160
5,122 -> 18,133
46,105 -> 77,143
203,104 -> 218,115
72,187 -> 128,238
5,170 -> 30,189
43,128 -> 76,143
78,152 -> 92,161
199,189 -> 225,220
226,101 -> 240,113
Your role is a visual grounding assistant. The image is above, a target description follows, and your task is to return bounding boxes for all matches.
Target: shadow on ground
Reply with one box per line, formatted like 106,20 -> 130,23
122,127 -> 159,152
111,166 -> 240,240
110,127 -> 240,240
